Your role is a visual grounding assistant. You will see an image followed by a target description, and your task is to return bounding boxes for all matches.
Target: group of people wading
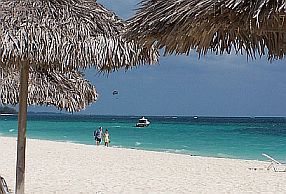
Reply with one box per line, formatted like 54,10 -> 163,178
94,127 -> 110,147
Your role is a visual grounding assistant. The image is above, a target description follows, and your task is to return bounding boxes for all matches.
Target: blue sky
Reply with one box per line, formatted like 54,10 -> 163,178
29,0 -> 286,116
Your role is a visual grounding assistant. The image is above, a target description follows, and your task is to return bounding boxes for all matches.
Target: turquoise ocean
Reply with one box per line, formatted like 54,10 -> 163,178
0,114 -> 286,162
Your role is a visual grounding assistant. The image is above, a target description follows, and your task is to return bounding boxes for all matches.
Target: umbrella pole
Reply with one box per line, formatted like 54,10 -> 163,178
15,61 -> 29,194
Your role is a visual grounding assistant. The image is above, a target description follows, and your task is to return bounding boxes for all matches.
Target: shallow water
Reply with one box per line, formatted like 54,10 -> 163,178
0,114 -> 285,162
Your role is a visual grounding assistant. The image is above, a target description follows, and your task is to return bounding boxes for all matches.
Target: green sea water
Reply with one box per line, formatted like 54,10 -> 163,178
0,114 -> 285,162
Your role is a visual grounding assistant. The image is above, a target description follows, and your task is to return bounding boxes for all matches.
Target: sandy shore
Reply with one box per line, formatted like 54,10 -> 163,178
0,136 -> 285,194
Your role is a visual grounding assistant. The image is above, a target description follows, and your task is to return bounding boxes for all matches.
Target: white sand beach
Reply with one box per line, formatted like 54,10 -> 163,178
0,136 -> 285,194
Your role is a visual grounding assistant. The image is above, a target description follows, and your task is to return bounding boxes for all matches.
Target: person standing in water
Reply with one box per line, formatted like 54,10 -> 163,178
94,127 -> 103,145
104,129 -> 110,147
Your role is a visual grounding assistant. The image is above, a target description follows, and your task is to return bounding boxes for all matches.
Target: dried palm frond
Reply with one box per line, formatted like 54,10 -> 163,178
0,0 -> 158,73
0,67 -> 97,112
127,0 -> 286,60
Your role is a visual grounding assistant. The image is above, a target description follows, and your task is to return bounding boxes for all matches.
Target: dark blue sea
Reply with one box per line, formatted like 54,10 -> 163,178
0,114 -> 286,162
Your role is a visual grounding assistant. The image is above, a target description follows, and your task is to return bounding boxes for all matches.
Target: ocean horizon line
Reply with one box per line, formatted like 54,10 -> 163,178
8,112 -> 286,118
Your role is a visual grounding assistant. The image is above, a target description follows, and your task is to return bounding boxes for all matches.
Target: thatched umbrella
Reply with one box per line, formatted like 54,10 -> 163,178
0,0 -> 158,71
0,67 -> 97,112
0,0 -> 158,193
127,0 -> 286,60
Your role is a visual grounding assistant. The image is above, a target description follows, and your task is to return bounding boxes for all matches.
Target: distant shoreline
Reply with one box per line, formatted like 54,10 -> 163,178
2,112 -> 286,118
0,113 -> 16,116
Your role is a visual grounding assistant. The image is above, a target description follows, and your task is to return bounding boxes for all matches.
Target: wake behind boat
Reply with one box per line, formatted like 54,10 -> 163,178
136,117 -> 150,127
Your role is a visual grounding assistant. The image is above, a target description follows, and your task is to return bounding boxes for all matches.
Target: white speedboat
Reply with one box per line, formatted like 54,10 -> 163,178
136,117 -> 150,127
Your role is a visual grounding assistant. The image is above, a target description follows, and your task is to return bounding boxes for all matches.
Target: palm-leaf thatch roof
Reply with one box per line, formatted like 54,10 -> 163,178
127,0 -> 286,60
0,0 -> 158,72
0,67 -> 97,112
